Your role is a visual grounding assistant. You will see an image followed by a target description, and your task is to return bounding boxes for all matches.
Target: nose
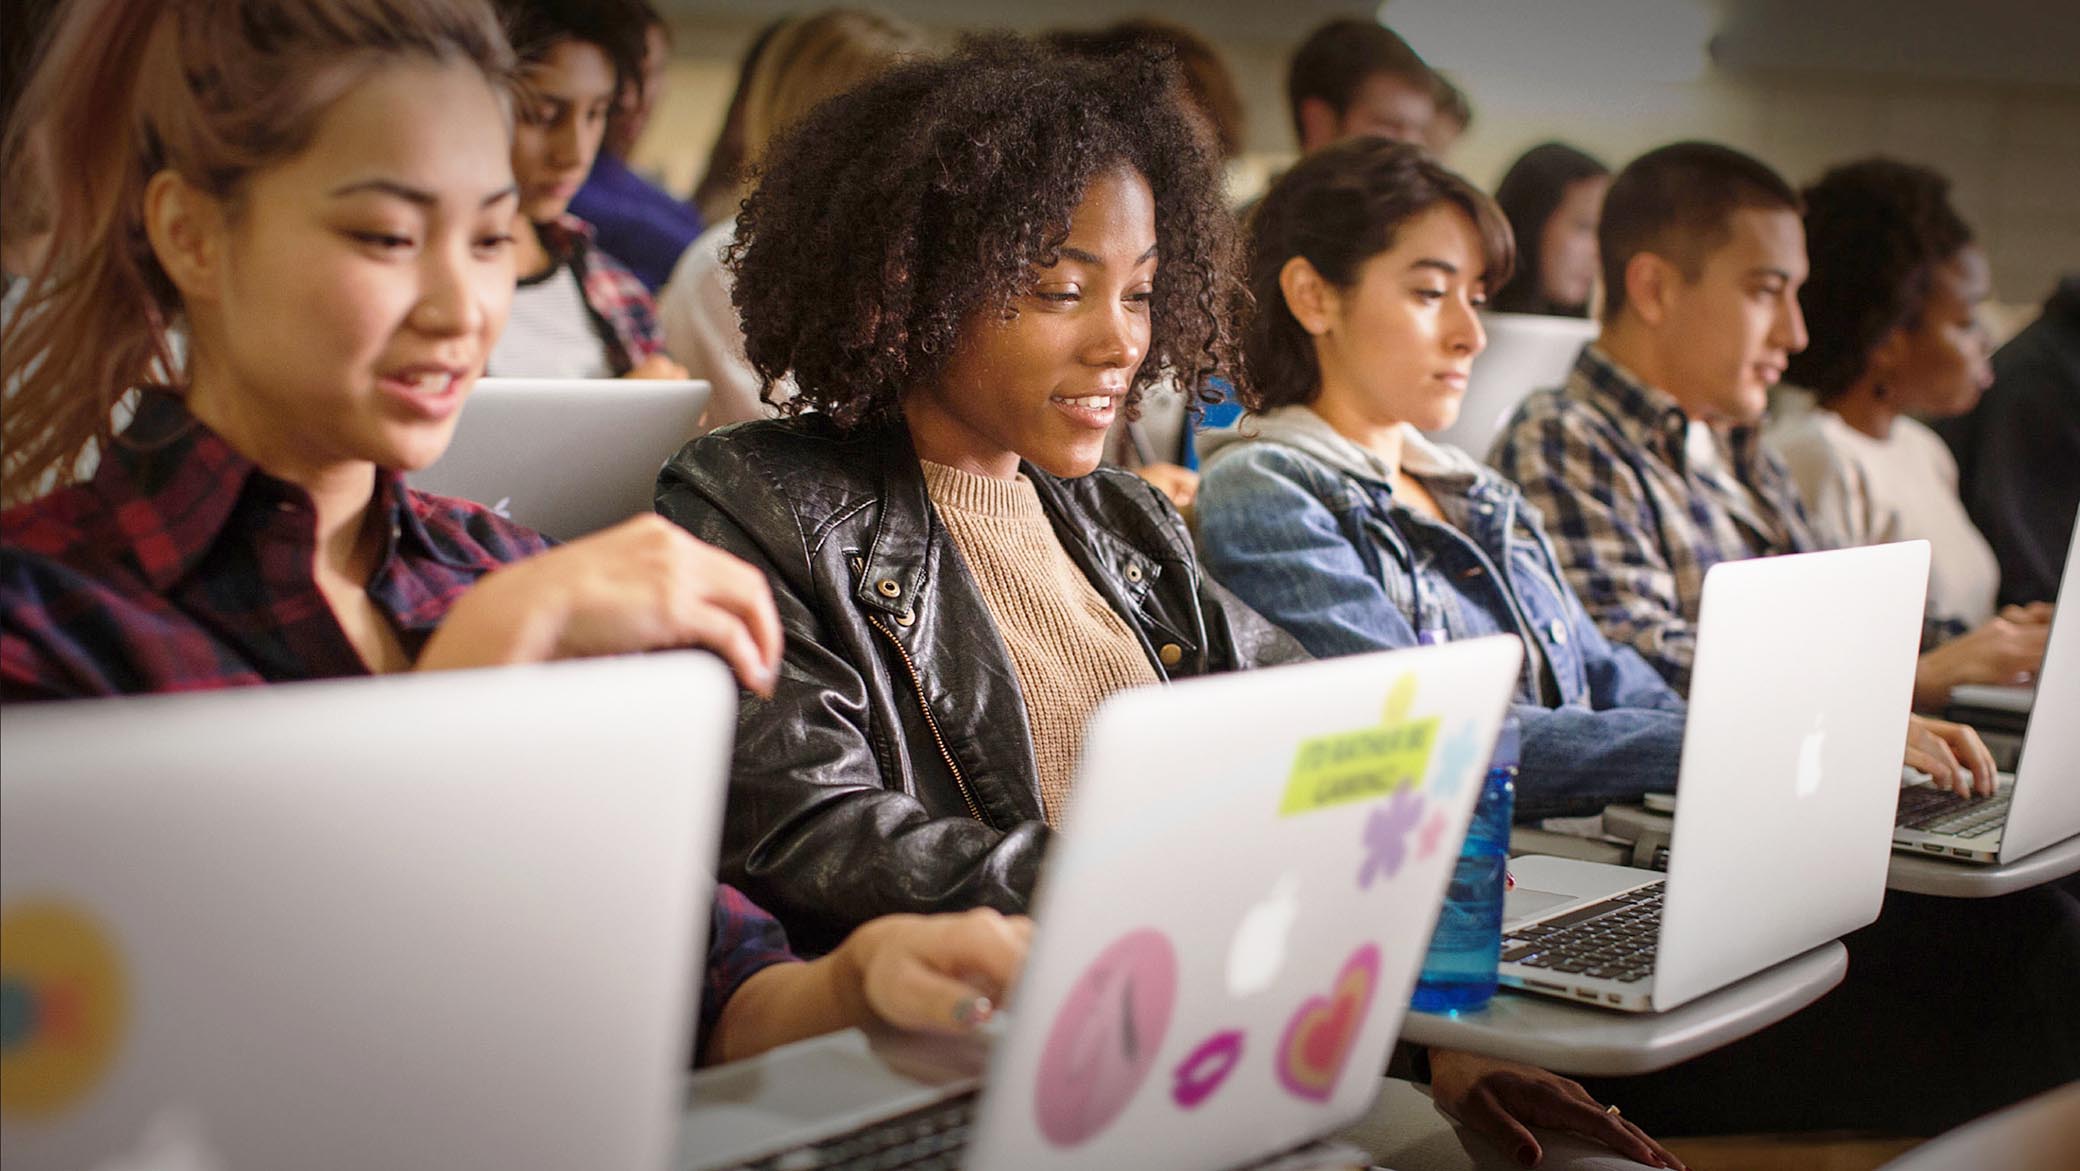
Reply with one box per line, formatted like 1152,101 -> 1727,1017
549,113 -> 586,170
1447,296 -> 1485,357
1776,292 -> 1809,355
409,244 -> 486,339
1083,298 -> 1148,373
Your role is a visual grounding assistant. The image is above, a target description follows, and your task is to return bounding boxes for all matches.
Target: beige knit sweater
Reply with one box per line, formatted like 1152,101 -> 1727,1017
920,460 -> 1158,825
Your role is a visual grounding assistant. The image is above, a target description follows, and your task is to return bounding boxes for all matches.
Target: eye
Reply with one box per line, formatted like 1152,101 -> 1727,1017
1033,289 -> 1080,304
348,230 -> 415,252
1413,288 -> 1447,302
474,231 -> 516,257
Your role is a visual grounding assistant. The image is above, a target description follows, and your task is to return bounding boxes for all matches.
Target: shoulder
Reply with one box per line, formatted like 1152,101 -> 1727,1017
1032,463 -> 1198,561
0,482 -> 112,564
1199,440 -> 1344,507
1890,414 -> 1958,474
658,416 -> 888,551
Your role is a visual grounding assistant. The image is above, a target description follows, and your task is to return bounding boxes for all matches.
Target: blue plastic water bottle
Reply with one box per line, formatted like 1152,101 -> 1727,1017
1411,716 -> 1517,1013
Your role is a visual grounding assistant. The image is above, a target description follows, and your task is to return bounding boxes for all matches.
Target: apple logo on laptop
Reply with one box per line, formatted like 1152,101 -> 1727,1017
1227,874 -> 1300,998
1795,712 -> 1827,798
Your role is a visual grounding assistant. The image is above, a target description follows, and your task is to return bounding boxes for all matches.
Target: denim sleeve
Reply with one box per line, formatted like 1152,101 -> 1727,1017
1196,447 -> 1423,659
1513,702 -> 1687,820
1562,570 -> 1688,714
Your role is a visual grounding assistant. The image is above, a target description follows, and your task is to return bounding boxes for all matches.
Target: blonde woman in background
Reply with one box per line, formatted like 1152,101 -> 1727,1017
656,8 -> 925,427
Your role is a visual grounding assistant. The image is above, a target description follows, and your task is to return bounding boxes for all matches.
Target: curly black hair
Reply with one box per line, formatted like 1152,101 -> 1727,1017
728,35 -> 1237,429
1784,158 -> 1975,403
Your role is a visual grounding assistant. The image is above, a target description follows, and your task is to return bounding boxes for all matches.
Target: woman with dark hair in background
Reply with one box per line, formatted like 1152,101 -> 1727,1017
1489,142 -> 1609,317
1770,158 -> 2050,702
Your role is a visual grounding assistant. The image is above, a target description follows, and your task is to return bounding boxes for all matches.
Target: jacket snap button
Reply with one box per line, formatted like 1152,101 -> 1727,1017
1549,620 -> 1568,645
876,579 -> 902,597
1159,643 -> 1184,667
897,610 -> 916,627
1125,564 -> 1144,583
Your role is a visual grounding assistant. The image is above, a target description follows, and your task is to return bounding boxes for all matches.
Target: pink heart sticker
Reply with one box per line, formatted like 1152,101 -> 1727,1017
1275,943 -> 1381,1102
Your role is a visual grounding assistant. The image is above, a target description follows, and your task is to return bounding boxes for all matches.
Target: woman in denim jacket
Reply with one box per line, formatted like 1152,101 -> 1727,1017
1197,138 -> 1686,821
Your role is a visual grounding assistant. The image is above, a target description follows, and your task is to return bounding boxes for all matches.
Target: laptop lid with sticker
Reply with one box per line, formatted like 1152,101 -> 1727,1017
966,637 -> 1521,1171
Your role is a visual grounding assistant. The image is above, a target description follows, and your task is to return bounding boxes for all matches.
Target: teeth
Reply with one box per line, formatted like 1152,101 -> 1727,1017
412,372 -> 450,392
1060,395 -> 1114,410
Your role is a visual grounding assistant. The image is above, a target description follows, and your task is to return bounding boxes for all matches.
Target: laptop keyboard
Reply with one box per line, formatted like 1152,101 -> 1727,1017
718,1091 -> 977,1171
1499,882 -> 1664,984
1896,788 -> 2011,837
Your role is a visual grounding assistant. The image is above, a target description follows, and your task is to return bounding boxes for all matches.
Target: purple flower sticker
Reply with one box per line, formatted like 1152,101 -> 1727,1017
1358,787 -> 1426,888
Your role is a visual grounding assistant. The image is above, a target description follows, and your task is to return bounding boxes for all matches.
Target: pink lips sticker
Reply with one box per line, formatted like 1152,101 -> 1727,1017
1276,944 -> 1382,1102
1033,928 -> 1179,1148
1171,1030 -> 1245,1110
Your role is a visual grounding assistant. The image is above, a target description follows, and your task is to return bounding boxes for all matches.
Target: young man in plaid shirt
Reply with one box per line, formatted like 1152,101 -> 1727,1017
1488,142 -> 2031,725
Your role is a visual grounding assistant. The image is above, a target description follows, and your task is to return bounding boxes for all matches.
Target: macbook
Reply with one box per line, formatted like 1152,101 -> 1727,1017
413,376 -> 711,541
1499,542 -> 1929,1012
1425,312 -> 1596,459
1894,525 -> 2080,864
0,652 -> 735,1171
685,637 -> 1524,1171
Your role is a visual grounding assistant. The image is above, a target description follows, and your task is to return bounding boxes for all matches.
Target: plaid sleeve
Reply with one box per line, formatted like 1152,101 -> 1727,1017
1492,397 -> 1700,694
698,882 -> 800,1065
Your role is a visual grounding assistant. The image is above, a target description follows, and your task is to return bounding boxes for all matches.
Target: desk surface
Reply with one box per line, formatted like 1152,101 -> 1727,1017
1600,803 -> 2080,898
1399,941 -> 1846,1076
1885,832 -> 2080,897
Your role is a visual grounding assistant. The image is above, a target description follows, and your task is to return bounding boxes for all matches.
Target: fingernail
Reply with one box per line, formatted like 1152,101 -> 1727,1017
1516,1143 -> 1537,1166
953,995 -> 993,1028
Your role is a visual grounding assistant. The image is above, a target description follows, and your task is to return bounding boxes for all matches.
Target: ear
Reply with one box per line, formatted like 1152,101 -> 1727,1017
1865,322 -> 1911,385
1622,251 -> 1676,329
142,169 -> 227,306
1278,255 -> 1339,336
1295,97 -> 1341,153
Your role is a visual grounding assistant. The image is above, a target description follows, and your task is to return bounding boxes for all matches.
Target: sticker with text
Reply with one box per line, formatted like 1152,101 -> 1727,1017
1279,675 -> 1438,817
1275,943 -> 1381,1103
1033,928 -> 1178,1148
1171,1029 -> 1245,1110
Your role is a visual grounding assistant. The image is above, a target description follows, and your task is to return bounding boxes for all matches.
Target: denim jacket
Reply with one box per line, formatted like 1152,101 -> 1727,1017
1196,406 -> 1687,819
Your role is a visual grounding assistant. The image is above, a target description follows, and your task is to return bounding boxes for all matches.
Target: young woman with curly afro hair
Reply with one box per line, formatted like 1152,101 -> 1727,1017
656,36 -> 1303,951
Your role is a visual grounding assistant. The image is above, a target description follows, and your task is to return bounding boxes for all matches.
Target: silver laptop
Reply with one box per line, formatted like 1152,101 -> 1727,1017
413,376 -> 711,542
684,637 -> 1523,1171
1424,312 -> 1596,458
1499,542 -> 1929,1012
1894,526 -> 2080,864
1,652 -> 735,1171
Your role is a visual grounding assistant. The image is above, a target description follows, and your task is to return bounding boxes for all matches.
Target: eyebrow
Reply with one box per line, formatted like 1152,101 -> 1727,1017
1056,243 -> 1161,267
1746,267 -> 1796,284
327,179 -> 520,209
1409,258 -> 1460,277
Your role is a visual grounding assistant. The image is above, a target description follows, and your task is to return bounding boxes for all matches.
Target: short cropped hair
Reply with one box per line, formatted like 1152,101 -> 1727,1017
1242,137 -> 1514,411
1598,141 -> 1801,322
1286,19 -> 1431,145
1785,158 -> 1975,402
730,36 -> 1236,429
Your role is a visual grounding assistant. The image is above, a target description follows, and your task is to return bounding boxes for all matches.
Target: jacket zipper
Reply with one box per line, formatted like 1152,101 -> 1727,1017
867,615 -> 990,826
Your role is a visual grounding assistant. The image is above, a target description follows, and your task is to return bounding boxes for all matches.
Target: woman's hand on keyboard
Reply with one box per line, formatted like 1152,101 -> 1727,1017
1429,1049 -> 1685,1169
1904,714 -> 1998,798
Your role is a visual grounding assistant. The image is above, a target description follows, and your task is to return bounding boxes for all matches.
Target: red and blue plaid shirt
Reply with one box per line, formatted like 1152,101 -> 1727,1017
1,391 -> 795,1053
537,214 -> 665,376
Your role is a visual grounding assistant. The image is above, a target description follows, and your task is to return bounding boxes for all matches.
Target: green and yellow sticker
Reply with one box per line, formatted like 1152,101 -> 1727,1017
1279,675 -> 1438,815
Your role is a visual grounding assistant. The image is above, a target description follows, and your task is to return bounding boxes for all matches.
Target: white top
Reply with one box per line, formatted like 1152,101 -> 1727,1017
488,262 -> 611,380
657,218 -> 792,428
1768,388 -> 2000,629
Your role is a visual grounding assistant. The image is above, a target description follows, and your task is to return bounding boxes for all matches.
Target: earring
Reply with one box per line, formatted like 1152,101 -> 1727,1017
1873,382 -> 1890,402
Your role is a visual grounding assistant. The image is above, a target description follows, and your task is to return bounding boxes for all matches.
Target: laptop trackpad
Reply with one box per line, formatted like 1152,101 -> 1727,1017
1503,888 -> 1578,926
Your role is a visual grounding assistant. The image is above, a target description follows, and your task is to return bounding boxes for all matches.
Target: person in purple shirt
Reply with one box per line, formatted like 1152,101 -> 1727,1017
567,0 -> 705,292
1,0 -> 1028,1069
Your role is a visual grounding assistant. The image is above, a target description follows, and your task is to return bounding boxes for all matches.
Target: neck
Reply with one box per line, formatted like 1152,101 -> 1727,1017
183,361 -> 382,583
1826,377 -> 1897,439
1598,316 -> 1714,421
903,400 -> 1022,481
1306,388 -> 1407,476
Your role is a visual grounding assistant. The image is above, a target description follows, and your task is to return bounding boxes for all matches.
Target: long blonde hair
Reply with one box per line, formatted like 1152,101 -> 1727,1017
0,0 -> 515,508
739,8 -> 926,179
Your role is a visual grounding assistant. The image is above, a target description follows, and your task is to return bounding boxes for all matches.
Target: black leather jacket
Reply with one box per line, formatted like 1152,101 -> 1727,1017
656,416 -> 1307,952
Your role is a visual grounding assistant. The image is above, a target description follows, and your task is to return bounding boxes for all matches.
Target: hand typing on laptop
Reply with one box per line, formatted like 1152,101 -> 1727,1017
1902,714 -> 1998,798
1430,1051 -> 1687,1170
705,907 -> 1033,1067
417,515 -> 785,695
